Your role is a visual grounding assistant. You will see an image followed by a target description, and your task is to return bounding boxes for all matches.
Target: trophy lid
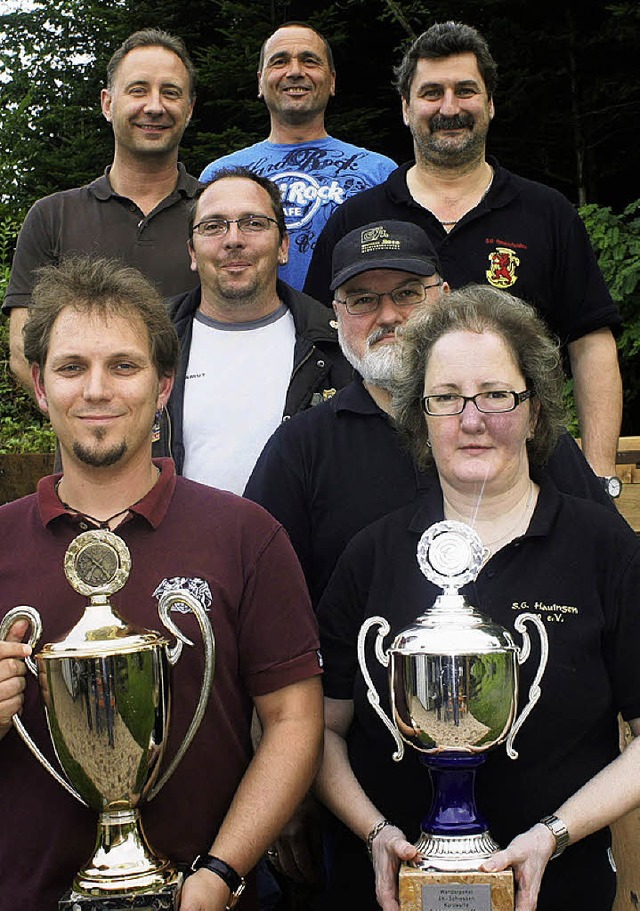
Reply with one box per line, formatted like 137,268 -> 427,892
39,530 -> 167,659
390,520 -> 517,657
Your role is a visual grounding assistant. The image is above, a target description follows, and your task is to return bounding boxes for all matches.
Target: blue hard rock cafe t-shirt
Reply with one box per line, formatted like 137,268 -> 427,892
199,137 -> 397,291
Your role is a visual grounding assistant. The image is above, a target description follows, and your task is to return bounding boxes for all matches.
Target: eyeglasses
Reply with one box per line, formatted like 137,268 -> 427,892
191,215 -> 279,237
421,389 -> 533,416
334,279 -> 443,315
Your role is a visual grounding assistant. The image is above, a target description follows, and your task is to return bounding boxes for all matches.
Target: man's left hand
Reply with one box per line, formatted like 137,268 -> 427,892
180,868 -> 232,911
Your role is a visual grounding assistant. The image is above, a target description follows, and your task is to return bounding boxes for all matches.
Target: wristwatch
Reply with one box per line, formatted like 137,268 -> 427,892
600,476 -> 622,498
539,814 -> 570,859
191,854 -> 246,909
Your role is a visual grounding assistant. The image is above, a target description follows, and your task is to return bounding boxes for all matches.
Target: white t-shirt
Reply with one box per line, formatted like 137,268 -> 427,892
182,305 -> 296,494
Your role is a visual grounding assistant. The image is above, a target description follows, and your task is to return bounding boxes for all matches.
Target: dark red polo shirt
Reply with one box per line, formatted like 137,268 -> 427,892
0,459 -> 320,910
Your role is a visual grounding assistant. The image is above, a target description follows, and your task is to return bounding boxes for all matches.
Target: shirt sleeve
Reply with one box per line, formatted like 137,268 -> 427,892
548,203 -> 621,342
237,522 -> 321,697
3,199 -> 55,312
603,540 -> 640,721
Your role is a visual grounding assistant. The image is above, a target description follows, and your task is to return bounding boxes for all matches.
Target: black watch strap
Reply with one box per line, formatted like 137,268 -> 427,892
190,854 -> 246,907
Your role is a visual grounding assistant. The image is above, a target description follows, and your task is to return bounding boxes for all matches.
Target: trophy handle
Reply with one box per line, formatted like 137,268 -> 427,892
148,589 -> 216,800
358,616 -> 404,761
506,612 -> 549,760
0,605 -> 86,805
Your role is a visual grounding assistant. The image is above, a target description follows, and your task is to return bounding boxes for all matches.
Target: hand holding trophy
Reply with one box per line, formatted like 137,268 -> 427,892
0,528 -> 215,911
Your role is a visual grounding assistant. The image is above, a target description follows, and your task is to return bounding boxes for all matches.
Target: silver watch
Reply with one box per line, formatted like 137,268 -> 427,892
600,476 -> 622,499
540,814 -> 570,859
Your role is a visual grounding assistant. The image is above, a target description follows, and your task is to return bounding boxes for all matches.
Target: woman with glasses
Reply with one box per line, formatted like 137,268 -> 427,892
313,285 -> 640,911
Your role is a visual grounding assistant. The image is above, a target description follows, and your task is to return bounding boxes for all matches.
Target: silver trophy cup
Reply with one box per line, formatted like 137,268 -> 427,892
359,520 -> 548,872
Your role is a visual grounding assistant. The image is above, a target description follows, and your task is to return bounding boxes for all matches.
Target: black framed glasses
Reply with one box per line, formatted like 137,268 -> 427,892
191,215 -> 279,237
334,279 -> 443,315
421,389 -> 533,416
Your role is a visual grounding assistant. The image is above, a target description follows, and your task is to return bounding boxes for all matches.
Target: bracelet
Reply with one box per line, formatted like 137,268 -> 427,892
366,818 -> 393,860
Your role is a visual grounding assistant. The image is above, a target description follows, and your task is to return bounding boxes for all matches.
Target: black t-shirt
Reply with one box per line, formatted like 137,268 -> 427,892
303,160 -> 621,350
317,480 -> 640,910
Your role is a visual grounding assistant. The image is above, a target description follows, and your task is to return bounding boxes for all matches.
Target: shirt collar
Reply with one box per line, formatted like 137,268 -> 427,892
89,163 -> 199,202
38,458 -> 177,530
332,375 -> 387,417
406,471 -> 560,538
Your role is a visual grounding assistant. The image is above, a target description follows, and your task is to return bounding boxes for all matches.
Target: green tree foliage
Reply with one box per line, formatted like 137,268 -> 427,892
0,217 -> 55,452
580,201 -> 640,433
1,0 -> 640,438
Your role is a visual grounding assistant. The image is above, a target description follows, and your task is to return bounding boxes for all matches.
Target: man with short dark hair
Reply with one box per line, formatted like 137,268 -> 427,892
199,22 -> 396,290
0,254 -> 323,911
155,167 -> 351,494
4,28 -> 200,391
304,21 -> 623,486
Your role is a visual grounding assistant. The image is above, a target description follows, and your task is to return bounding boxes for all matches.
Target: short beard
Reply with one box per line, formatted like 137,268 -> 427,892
72,439 -> 127,468
338,324 -> 400,392
412,112 -> 488,170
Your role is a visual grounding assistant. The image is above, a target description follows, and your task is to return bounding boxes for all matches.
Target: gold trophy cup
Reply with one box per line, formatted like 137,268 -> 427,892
0,529 -> 215,910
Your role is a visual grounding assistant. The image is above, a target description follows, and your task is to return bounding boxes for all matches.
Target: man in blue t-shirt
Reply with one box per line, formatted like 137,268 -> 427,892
199,22 -> 396,290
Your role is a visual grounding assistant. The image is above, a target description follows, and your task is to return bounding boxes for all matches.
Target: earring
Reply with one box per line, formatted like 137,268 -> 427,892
152,409 -> 162,443
426,439 -> 432,449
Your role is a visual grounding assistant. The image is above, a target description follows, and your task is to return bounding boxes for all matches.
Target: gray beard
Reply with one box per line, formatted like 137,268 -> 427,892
338,325 -> 399,392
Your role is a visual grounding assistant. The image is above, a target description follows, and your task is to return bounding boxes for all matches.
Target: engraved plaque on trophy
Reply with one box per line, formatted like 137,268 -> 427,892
358,521 -> 548,910
0,529 -> 215,910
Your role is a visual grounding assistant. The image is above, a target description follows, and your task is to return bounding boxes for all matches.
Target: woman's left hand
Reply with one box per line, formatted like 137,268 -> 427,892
371,824 -> 422,911
481,822 -> 556,911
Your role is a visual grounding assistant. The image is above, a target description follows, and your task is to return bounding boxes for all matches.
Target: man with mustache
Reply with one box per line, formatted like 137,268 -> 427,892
4,28 -> 200,392
199,22 -> 396,290
304,21 -> 623,495
154,167 -> 351,495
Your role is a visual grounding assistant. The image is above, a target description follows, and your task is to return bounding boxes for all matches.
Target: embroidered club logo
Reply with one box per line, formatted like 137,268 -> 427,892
360,225 -> 400,254
153,577 -> 212,614
486,246 -> 520,288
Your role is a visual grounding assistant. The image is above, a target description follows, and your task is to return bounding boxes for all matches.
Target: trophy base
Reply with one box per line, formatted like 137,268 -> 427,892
414,830 -> 501,871
399,866 -> 514,911
59,879 -> 182,911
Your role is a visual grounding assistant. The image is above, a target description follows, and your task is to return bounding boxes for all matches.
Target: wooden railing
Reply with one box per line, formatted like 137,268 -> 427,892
615,436 -> 640,532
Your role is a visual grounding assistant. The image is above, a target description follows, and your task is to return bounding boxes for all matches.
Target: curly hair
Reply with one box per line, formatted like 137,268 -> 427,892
393,285 -> 566,468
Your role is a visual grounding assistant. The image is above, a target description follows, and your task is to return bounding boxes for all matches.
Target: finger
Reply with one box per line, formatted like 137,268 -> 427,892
0,675 -> 27,727
481,849 -> 512,872
3,619 -> 30,643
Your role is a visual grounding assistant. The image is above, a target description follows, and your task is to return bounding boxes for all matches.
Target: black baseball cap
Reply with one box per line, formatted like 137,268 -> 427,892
330,220 -> 442,291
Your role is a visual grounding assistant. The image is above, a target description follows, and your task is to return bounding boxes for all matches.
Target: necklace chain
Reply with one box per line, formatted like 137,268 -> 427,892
437,167 -> 495,230
444,480 -> 536,554
55,468 -> 160,529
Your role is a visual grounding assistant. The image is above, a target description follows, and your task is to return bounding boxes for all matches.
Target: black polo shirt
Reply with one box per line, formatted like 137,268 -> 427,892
245,377 -> 615,607
303,160 -> 620,348
3,163 -> 200,311
317,479 -> 640,911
